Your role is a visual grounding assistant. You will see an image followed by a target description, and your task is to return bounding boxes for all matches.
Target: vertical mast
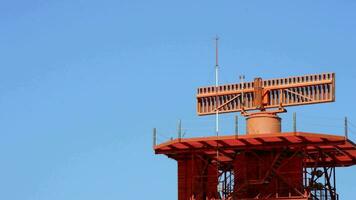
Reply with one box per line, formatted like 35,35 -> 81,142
214,36 -> 220,194
215,36 -> 219,137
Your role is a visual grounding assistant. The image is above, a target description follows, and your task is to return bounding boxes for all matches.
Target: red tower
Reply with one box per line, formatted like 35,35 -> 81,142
155,73 -> 356,200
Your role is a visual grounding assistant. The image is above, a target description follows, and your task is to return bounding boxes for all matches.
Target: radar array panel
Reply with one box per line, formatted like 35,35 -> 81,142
197,73 -> 335,115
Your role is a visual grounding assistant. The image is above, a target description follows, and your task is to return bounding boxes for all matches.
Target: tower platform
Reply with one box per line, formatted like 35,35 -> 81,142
155,132 -> 356,168
155,132 -> 356,200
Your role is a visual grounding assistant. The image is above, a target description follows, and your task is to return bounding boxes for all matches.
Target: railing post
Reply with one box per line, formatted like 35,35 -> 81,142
178,119 -> 182,141
293,112 -> 297,132
344,117 -> 348,140
235,115 -> 239,138
153,128 -> 157,147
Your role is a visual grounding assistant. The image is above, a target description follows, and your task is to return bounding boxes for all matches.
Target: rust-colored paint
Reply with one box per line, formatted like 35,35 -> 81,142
177,155 -> 219,200
155,72 -> 355,199
246,112 -> 281,134
155,132 -> 356,168
233,151 -> 303,199
156,132 -> 356,199
197,73 -> 335,116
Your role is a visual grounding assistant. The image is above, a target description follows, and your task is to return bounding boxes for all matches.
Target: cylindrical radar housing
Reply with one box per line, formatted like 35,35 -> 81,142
246,113 -> 281,134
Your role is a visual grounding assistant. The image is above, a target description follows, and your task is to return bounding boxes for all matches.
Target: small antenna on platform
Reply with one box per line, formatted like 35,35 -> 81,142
345,116 -> 348,140
293,112 -> 297,132
215,35 -> 219,137
178,119 -> 182,140
239,75 -> 245,108
235,115 -> 239,138
153,128 -> 157,147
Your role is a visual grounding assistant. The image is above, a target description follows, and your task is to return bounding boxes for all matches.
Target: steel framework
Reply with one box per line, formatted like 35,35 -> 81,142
304,167 -> 338,200
154,73 -> 356,200
155,133 -> 356,200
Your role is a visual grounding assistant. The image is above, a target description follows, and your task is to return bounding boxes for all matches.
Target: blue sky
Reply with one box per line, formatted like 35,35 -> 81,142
0,0 -> 356,199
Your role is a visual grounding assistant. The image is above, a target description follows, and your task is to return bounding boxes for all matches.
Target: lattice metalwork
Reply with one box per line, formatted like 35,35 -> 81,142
304,167 -> 338,200
197,73 -> 335,115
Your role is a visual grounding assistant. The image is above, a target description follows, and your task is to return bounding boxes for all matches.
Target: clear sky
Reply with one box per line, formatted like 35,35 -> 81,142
1,0 -> 356,199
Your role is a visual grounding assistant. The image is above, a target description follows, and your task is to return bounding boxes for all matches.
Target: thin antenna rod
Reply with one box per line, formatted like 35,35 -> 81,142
214,36 -> 220,187
178,119 -> 182,140
215,36 -> 219,137
153,128 -> 157,147
293,112 -> 297,132
235,115 -> 239,138
345,117 -> 348,140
